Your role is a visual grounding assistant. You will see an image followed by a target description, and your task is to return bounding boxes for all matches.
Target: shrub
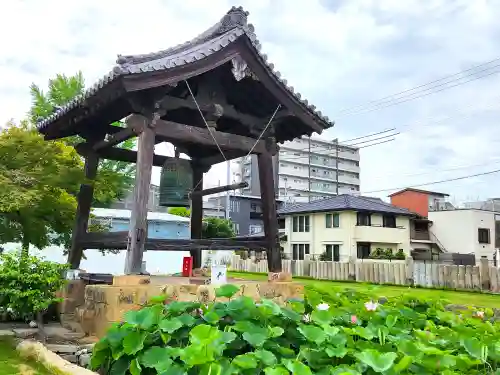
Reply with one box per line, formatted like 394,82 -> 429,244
394,249 -> 406,260
0,252 -> 68,322
90,284 -> 500,374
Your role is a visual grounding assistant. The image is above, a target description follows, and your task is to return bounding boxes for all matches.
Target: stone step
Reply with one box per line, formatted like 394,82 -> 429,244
42,325 -> 85,340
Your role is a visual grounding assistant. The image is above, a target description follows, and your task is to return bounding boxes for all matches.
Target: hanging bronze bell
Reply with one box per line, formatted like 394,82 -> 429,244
159,158 -> 193,208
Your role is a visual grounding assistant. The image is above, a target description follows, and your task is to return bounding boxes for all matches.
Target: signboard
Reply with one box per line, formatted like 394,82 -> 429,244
211,265 -> 227,285
182,257 -> 193,277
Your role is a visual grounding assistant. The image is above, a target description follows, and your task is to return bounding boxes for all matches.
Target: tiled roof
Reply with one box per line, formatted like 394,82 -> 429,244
277,195 -> 415,216
37,6 -> 333,133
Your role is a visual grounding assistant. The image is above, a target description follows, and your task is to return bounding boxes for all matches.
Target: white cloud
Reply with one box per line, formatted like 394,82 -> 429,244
1,0 -> 500,201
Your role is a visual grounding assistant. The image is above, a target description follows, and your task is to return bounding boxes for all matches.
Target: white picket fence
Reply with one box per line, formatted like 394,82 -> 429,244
230,255 -> 500,292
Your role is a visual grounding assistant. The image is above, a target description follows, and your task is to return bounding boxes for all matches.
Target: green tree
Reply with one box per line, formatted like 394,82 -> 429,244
167,207 -> 191,218
202,217 -> 235,238
29,72 -> 135,206
168,208 -> 235,238
0,123 -> 84,255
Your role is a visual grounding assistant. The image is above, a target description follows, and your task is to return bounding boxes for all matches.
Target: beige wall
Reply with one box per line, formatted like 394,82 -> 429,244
284,211 -> 411,260
429,209 -> 497,260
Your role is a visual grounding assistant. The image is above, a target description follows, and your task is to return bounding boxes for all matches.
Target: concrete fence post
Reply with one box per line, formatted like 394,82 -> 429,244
479,257 -> 491,291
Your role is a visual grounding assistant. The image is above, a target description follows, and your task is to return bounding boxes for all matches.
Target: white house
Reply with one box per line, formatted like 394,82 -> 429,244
278,195 -> 414,261
428,208 -> 500,261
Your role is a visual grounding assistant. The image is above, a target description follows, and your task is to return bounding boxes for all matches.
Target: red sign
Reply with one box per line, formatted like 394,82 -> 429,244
182,257 -> 193,277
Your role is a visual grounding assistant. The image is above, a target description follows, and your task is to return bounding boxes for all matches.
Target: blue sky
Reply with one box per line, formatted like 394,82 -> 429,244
1,0 -> 500,203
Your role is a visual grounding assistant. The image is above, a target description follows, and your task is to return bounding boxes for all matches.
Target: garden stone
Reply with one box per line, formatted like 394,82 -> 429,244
46,344 -> 79,353
60,354 -> 78,363
78,343 -> 94,352
79,353 -> 91,367
13,328 -> 38,338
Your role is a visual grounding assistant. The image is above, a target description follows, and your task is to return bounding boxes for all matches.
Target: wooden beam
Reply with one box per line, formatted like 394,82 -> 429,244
124,116 -> 155,274
160,95 -> 273,131
92,127 -> 137,151
80,232 -> 267,251
258,149 -> 282,273
190,164 -> 204,269
128,114 -> 269,154
200,150 -> 248,166
190,182 -> 248,198
68,152 -> 99,269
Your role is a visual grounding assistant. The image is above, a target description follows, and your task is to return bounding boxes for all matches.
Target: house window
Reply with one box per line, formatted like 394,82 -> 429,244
383,215 -> 396,228
325,244 -> 340,261
233,223 -> 240,234
292,244 -> 310,260
357,212 -> 371,226
249,225 -> 262,234
357,243 -> 371,259
478,228 -> 490,244
293,215 -> 310,232
325,213 -> 340,228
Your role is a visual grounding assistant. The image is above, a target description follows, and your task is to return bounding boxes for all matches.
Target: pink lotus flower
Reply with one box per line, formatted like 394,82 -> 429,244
475,311 -> 485,319
351,315 -> 358,324
364,301 -> 379,311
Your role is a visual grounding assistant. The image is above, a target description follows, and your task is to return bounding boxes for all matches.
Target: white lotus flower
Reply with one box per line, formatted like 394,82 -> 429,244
6,308 -> 13,313
364,301 -> 379,312
303,314 -> 311,323
475,311 -> 485,318
316,303 -> 330,311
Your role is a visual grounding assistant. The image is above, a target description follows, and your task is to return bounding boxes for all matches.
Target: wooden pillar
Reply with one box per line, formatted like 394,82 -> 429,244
190,163 -> 205,269
68,152 -> 99,269
258,148 -> 282,273
124,118 -> 155,274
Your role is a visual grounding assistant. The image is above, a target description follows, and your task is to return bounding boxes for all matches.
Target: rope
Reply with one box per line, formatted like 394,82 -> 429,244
183,78 -> 281,195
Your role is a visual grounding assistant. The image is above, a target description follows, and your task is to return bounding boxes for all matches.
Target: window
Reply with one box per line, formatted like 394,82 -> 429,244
230,200 -> 240,213
357,212 -> 371,226
233,223 -> 240,234
250,203 -> 257,211
325,213 -> 340,228
478,228 -> 490,244
357,243 -> 371,259
293,215 -> 310,232
249,225 -> 262,234
383,215 -> 396,228
325,244 -> 340,261
292,244 -> 310,260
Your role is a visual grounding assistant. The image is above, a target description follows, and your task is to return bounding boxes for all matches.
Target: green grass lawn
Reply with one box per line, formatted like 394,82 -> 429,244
0,338 -> 53,375
230,271 -> 500,309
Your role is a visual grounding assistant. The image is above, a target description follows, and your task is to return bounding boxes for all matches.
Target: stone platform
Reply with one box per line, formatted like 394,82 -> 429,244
60,274 -> 302,338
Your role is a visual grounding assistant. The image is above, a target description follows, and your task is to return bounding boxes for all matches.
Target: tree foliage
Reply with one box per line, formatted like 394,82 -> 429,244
29,72 -> 135,207
168,207 -> 191,218
0,124 -> 83,252
0,252 -> 68,319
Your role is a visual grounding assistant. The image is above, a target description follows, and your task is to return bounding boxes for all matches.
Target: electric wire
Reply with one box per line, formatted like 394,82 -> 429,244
362,168 -> 500,195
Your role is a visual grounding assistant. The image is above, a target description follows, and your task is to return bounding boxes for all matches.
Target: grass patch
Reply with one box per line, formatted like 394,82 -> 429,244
0,338 -> 53,375
230,271 -> 500,308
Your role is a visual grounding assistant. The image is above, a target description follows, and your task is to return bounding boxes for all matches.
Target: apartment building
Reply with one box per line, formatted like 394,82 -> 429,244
231,137 -> 360,203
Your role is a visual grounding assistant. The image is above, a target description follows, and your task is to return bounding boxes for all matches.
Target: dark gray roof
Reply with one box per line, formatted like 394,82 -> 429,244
37,6 -> 333,133
278,194 -> 415,216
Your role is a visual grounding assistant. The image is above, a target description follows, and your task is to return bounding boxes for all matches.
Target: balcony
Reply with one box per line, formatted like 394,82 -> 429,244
411,229 -> 431,241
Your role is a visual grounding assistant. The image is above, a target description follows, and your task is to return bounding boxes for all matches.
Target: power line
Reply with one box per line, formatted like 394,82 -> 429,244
362,168 -> 500,195
341,68 -> 500,117
348,133 -> 400,147
370,158 -> 500,179
337,57 -> 500,116
341,128 -> 396,143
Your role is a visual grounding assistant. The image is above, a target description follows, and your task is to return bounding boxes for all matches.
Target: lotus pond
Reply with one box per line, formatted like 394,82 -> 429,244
89,283 -> 500,374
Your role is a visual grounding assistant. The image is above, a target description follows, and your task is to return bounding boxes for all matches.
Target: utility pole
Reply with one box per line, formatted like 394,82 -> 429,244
334,138 -> 339,195
308,136 -> 311,202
